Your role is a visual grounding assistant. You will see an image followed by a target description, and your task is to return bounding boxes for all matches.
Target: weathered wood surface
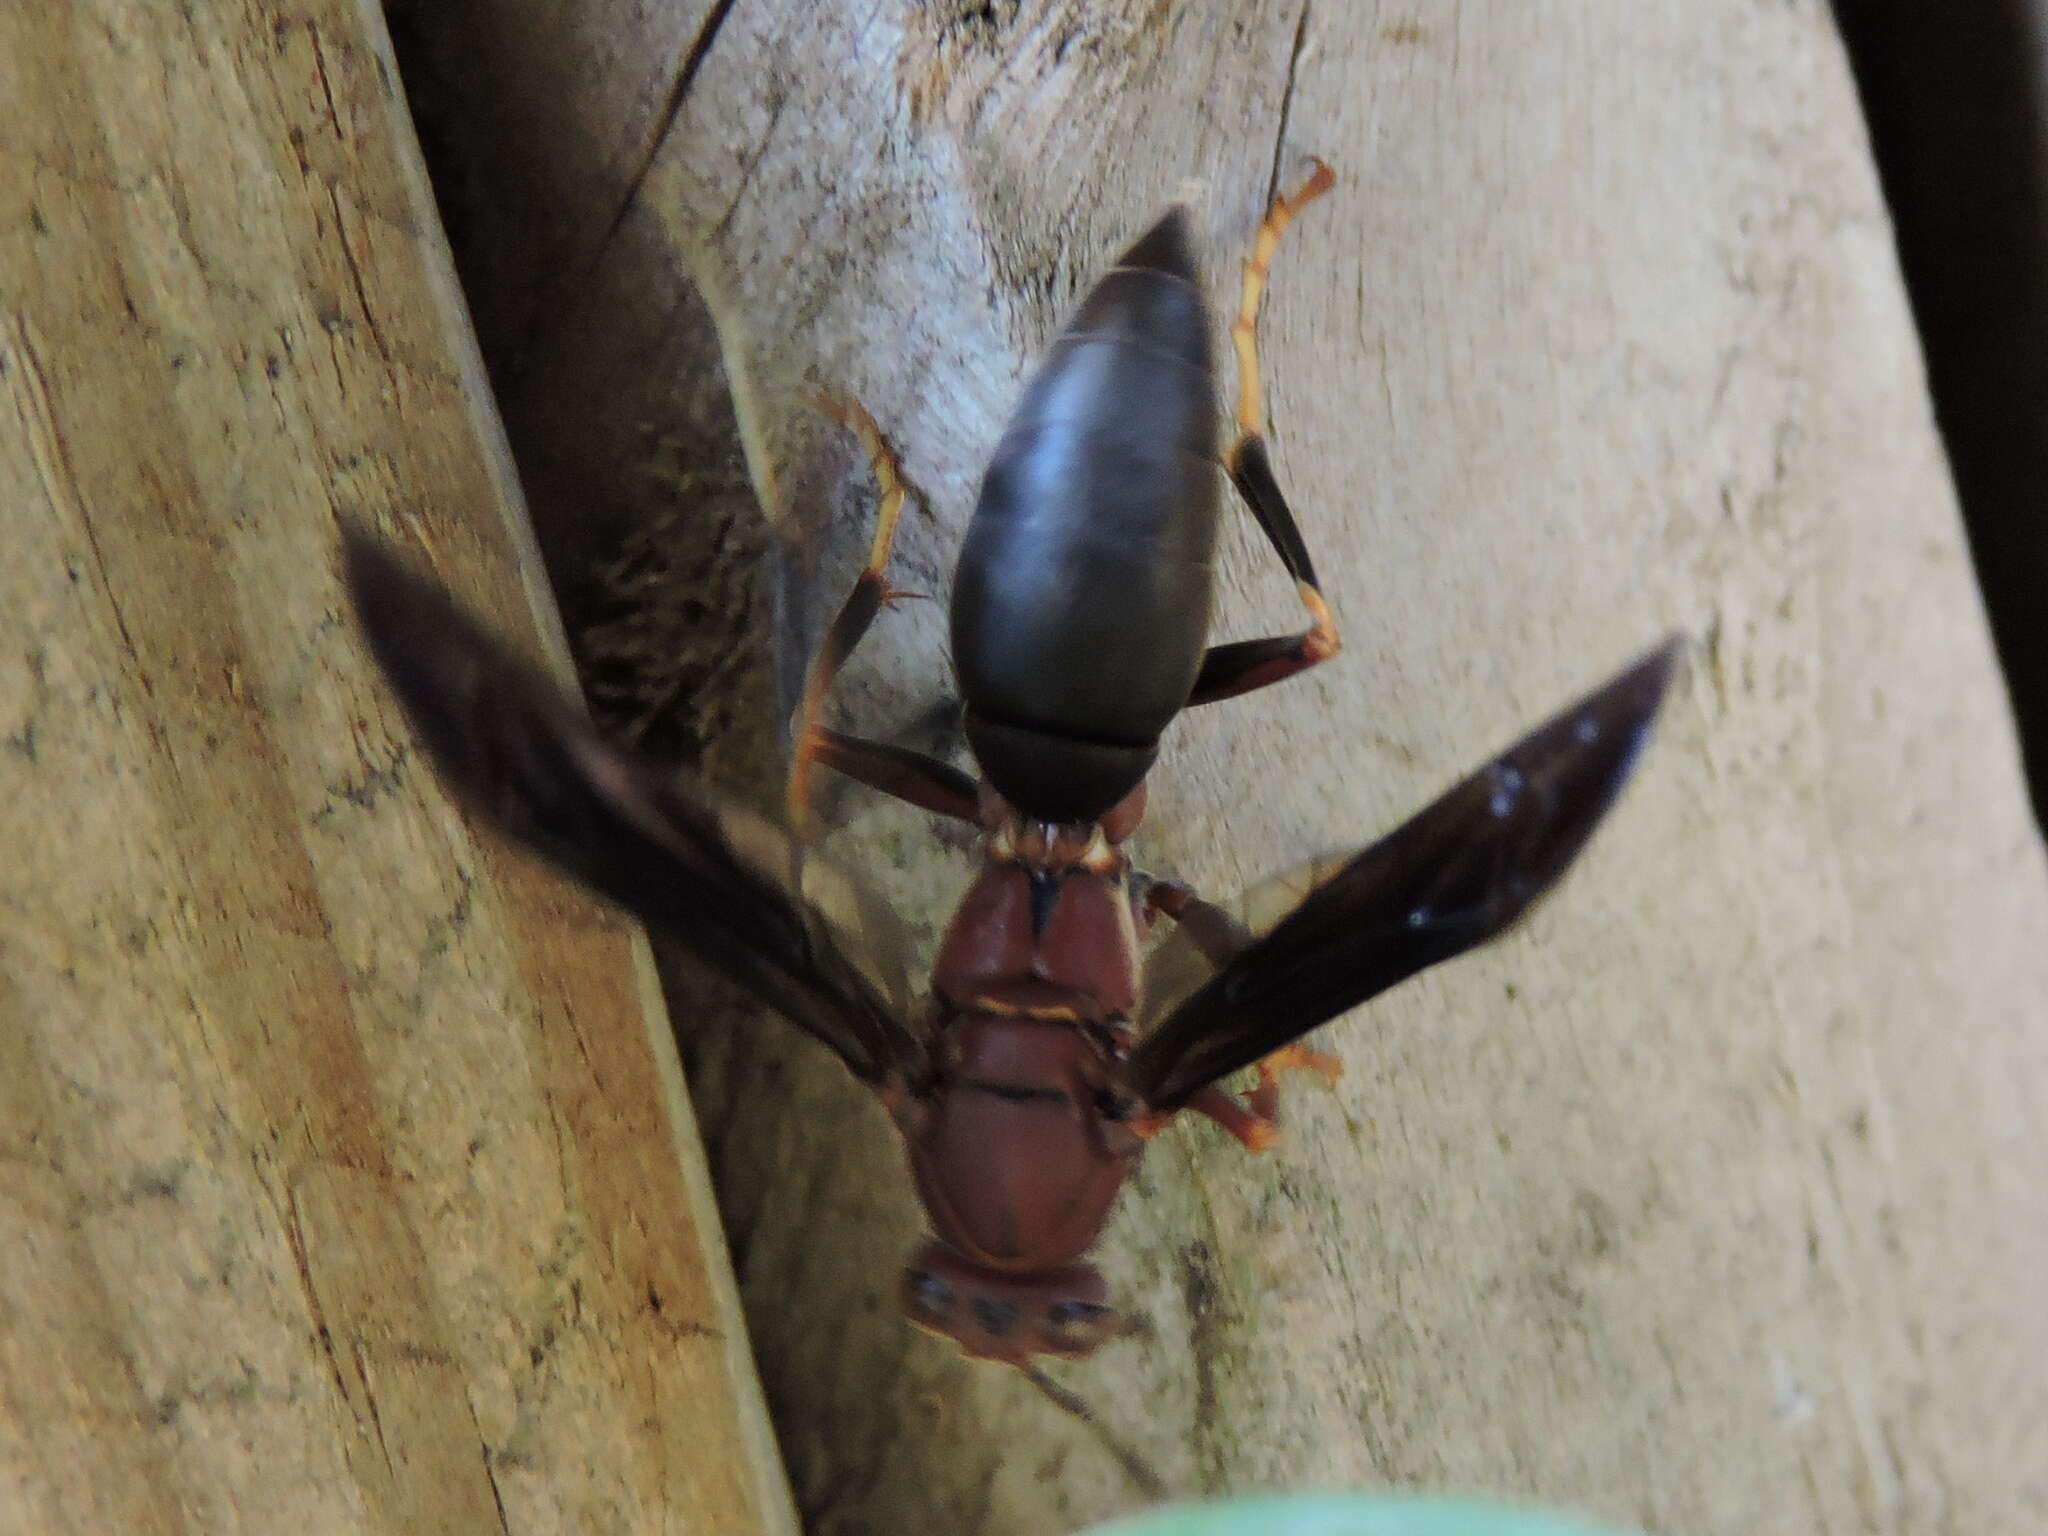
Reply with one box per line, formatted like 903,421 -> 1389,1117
0,3 -> 793,1532
393,2 -> 2048,1533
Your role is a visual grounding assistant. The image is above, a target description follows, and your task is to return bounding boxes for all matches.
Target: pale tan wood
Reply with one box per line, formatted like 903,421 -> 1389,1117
0,3 -> 793,1532
395,2 -> 2048,1532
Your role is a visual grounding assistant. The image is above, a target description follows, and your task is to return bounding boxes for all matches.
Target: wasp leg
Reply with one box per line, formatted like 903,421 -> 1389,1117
1148,1050 -> 1344,1152
1180,1086 -> 1282,1152
1187,159 -> 1342,709
1137,877 -> 1248,961
805,727 -> 982,824
790,393 -> 978,827
1242,1041 -> 1345,1123
1138,878 -> 1342,1143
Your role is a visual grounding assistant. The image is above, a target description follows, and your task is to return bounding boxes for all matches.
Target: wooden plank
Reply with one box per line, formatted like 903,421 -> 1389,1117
395,2 -> 2048,1532
0,3 -> 793,1531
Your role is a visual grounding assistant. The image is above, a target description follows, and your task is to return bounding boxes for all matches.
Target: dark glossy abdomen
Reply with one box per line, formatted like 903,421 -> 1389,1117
951,214 -> 1220,823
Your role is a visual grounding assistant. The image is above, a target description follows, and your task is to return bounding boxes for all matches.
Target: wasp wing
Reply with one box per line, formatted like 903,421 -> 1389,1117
344,530 -> 929,1089
1126,640 -> 1681,1112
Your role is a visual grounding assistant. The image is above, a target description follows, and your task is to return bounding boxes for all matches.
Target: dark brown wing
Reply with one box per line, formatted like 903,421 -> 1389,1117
343,530 -> 930,1089
1125,639 -> 1681,1111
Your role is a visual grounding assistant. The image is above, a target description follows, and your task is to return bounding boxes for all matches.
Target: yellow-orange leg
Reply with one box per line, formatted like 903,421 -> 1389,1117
1124,1093 -> 1275,1153
1136,1047 -> 1342,1154
787,392 -> 924,825
1134,875 -> 1346,1149
1231,159 -> 1337,447
1189,159 -> 1341,708
788,396 -> 981,829
1243,1041 -> 1344,1125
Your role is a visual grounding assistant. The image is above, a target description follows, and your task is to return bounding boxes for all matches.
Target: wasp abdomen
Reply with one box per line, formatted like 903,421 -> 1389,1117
951,208 -> 1223,822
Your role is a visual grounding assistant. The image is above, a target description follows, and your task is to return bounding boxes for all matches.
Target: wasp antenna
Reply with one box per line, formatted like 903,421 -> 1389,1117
1021,1365 -> 1167,1499
1022,1363 -> 1094,1420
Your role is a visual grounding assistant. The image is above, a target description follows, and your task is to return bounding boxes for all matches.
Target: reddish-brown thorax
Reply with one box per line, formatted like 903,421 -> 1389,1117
891,787 -> 1154,1362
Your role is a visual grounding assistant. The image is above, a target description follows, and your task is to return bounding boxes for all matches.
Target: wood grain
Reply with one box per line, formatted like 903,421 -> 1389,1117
394,2 -> 2048,1533
0,2 -> 792,1531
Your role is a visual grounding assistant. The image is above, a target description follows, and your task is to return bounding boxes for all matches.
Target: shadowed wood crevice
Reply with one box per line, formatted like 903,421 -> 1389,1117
1832,0 -> 2048,833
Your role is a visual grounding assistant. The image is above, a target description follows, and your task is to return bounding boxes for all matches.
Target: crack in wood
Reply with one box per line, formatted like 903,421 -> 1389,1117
588,0 -> 745,293
1266,1 -> 1314,211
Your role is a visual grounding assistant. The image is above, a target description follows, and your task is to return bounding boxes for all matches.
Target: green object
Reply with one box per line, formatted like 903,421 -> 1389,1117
1082,1495 -> 1643,1536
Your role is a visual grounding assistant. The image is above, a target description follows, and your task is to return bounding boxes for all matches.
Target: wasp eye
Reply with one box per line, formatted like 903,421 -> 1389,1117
907,1272 -> 954,1318
971,1297 -> 1020,1337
